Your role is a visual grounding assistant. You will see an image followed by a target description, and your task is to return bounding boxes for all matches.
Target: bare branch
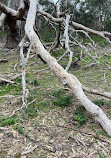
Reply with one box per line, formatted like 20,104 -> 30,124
19,36 -> 27,107
0,78 -> 16,85
64,14 -> 73,71
71,21 -> 111,44
0,1 -> 28,20
37,9 -> 111,43
37,9 -> 63,23
83,86 -> 111,100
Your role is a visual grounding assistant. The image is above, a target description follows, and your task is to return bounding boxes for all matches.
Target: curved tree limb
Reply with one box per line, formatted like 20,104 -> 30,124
0,1 -> 28,21
37,9 -> 111,44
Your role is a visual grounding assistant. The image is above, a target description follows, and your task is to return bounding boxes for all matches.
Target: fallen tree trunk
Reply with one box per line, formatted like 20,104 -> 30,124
25,0 -> 111,136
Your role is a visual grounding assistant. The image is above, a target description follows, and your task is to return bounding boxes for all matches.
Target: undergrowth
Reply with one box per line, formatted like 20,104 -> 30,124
73,106 -> 88,125
0,115 -> 18,126
52,89 -> 73,107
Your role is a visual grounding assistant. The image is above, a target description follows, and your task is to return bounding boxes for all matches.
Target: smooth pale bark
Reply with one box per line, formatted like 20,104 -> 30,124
83,86 -> 111,100
64,14 -> 73,71
25,0 -> 111,136
0,13 -> 6,29
0,78 -> 16,85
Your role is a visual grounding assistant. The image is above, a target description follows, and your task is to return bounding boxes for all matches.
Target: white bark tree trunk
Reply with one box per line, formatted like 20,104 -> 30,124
25,0 -> 111,136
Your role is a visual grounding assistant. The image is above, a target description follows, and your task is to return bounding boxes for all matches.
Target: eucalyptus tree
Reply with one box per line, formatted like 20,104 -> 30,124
0,0 -> 28,48
0,0 -> 111,136
78,0 -> 111,31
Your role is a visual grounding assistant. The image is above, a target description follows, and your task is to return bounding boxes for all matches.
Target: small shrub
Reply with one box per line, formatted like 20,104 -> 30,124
14,125 -> 24,134
39,100 -> 49,107
52,89 -> 73,107
53,89 -> 65,97
73,106 -> 88,125
33,79 -> 39,86
25,105 -> 38,118
93,99 -> 104,107
93,99 -> 111,107
0,115 -> 17,126
26,79 -> 39,86
15,77 -> 22,83
52,51 -> 60,58
53,95 -> 73,107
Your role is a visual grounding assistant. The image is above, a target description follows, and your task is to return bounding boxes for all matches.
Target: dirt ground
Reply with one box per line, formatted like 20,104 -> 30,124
0,45 -> 111,158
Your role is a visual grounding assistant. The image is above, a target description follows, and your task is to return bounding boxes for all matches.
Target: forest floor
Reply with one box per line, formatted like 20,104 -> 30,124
0,43 -> 111,158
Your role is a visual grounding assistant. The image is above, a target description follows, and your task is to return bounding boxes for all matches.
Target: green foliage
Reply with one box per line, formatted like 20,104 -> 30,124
52,51 -> 61,58
0,83 -> 22,96
91,35 -> 109,47
0,115 -> 17,126
33,79 -> 39,86
82,35 -> 109,47
77,0 -> 111,31
52,89 -> 73,107
53,95 -> 73,107
93,99 -> 104,107
36,16 -> 55,43
26,78 -> 40,86
53,89 -> 65,97
93,99 -> 111,107
25,104 -> 38,118
14,125 -> 24,134
36,100 -> 51,112
38,100 -> 49,107
73,106 -> 88,125
15,77 -> 22,83
99,152 -> 106,158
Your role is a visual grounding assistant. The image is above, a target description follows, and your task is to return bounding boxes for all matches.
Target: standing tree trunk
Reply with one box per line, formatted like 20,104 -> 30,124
5,0 -> 21,48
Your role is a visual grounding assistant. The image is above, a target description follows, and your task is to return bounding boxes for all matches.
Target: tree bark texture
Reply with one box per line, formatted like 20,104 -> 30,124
5,0 -> 21,48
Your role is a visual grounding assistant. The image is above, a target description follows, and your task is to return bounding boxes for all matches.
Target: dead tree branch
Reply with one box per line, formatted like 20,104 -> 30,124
64,14 -> 73,71
0,78 -> 16,85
